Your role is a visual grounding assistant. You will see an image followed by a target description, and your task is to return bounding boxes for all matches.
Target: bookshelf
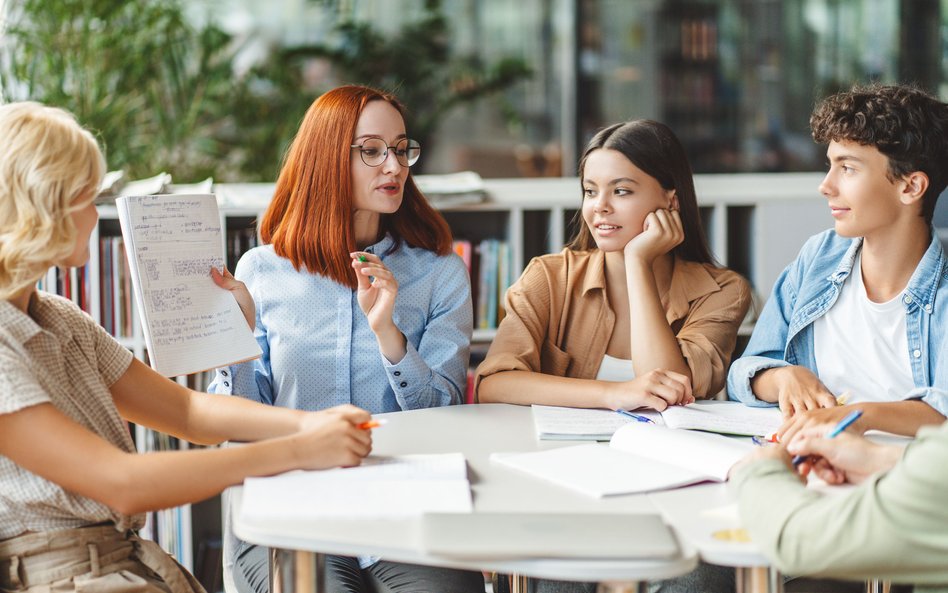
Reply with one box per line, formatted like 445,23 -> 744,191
657,2 -> 740,173
42,171 -> 828,589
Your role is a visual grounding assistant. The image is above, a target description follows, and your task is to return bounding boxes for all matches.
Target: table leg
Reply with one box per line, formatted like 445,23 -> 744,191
596,582 -> 648,593
510,574 -> 530,593
269,548 -> 326,593
736,566 -> 783,593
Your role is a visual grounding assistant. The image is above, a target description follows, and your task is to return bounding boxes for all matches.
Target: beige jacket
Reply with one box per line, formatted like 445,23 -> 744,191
731,422 -> 948,592
475,248 -> 752,399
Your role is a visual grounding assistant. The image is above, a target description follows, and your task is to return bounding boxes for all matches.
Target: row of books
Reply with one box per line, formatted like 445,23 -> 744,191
677,18 -> 718,62
100,236 -> 135,338
35,238 -> 135,341
37,265 -> 91,314
134,427 -> 193,570
453,238 -> 515,331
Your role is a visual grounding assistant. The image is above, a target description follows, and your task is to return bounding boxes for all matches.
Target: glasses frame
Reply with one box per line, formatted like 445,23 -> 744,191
350,138 -> 421,168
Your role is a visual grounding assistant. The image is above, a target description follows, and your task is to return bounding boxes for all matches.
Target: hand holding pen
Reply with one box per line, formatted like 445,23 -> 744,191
790,409 -> 862,468
785,411 -> 905,485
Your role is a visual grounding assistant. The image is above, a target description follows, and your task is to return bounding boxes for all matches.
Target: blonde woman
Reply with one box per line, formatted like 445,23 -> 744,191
0,101 -> 372,593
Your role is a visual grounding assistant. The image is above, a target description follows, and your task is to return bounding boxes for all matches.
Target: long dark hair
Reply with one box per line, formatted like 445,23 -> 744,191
568,119 -> 716,265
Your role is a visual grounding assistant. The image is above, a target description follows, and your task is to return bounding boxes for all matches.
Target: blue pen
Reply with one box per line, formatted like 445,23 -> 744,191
616,409 -> 655,424
791,409 -> 863,467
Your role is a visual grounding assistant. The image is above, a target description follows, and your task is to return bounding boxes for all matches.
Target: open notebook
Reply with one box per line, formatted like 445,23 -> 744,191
493,422 -> 754,497
117,194 -> 261,376
532,401 -> 783,440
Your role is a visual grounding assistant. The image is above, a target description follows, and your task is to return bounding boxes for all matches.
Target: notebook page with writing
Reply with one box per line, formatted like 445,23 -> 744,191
659,401 -> 782,436
117,194 -> 261,377
531,404 -> 664,440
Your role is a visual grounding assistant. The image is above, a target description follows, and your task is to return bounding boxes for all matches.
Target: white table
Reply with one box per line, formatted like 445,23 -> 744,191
649,483 -> 784,593
233,403 -> 698,593
648,433 -> 914,593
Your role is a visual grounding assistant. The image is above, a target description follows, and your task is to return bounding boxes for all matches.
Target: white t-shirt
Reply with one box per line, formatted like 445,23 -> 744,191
596,354 -> 636,382
813,253 -> 914,403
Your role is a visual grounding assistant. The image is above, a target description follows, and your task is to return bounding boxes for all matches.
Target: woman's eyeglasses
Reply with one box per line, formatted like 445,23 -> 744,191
350,138 -> 421,167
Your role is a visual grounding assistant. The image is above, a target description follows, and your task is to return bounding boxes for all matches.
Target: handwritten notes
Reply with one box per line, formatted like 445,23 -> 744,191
117,194 -> 261,376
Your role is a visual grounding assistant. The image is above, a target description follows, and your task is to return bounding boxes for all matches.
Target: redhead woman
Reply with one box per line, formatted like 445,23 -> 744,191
208,86 -> 480,593
0,104 -> 372,593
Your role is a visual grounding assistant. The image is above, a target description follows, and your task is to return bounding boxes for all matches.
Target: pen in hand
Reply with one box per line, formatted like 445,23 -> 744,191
616,409 -> 655,424
790,409 -> 863,467
357,418 -> 388,430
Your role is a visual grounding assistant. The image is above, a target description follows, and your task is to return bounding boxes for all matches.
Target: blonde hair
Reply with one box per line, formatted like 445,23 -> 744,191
0,102 -> 105,300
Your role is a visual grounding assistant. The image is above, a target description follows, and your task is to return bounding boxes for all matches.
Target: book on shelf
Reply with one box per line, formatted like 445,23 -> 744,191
472,238 -> 512,330
116,194 -> 262,377
492,421 -> 754,498
531,401 -> 783,441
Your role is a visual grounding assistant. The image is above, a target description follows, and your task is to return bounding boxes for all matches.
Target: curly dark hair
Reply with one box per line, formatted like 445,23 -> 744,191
810,84 -> 948,224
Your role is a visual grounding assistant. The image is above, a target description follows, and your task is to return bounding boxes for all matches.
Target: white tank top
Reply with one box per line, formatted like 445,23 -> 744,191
595,354 -> 636,382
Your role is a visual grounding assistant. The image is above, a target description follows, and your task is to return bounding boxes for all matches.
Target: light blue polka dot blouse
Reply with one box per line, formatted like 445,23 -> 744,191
207,234 -> 473,413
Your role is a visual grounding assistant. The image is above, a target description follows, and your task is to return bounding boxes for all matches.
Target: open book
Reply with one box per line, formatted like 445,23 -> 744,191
532,401 -> 782,440
116,194 -> 261,376
492,422 -> 754,497
241,453 -> 473,524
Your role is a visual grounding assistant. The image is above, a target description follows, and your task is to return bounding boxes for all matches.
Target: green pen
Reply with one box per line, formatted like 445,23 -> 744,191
357,254 -> 374,282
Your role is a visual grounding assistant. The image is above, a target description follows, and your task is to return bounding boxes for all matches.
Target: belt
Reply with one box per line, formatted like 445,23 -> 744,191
0,525 -> 203,593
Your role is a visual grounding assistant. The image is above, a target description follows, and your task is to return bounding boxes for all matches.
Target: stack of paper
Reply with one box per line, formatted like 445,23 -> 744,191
493,422 -> 754,497
241,453 -> 473,524
414,171 -> 487,207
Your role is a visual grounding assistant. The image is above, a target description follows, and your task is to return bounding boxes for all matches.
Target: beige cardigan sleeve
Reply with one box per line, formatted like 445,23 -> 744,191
677,270 -> 752,397
474,258 -> 561,399
730,424 -> 948,586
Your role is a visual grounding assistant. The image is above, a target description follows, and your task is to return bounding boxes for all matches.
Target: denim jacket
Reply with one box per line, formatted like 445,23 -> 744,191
728,229 -> 948,416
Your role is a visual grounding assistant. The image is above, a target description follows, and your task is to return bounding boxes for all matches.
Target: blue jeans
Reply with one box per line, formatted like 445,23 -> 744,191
527,562 -> 735,593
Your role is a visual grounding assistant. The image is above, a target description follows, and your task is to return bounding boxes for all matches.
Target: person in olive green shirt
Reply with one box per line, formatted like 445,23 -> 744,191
730,420 -> 948,592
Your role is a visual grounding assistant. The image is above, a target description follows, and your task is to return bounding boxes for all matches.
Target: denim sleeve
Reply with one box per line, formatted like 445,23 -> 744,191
906,387 -> 948,418
206,252 -> 275,405
383,254 -> 473,409
727,255 -> 803,406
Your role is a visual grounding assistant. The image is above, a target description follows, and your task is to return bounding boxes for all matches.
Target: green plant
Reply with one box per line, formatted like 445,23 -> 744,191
287,0 -> 533,163
1,0 -> 244,180
1,0 -> 531,180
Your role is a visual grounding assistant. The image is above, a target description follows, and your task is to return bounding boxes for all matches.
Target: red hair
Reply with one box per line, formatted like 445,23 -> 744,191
259,85 -> 453,288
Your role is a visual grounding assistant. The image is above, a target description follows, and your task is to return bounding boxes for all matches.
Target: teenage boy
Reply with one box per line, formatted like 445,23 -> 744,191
728,83 -> 948,440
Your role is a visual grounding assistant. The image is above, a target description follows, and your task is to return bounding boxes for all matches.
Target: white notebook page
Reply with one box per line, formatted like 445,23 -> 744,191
117,194 -> 261,376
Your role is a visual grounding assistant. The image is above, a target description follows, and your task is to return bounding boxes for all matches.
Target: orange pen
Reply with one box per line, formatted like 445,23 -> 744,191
357,419 -> 388,430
